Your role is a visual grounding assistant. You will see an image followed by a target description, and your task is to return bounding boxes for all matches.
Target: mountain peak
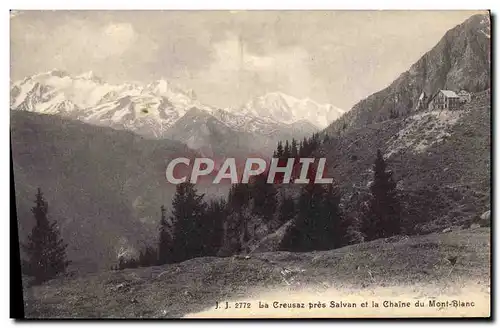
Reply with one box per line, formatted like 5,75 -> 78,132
148,78 -> 170,93
258,92 -> 298,105
239,92 -> 343,129
263,91 -> 293,98
325,13 -> 490,135
75,70 -> 102,82
143,78 -> 198,100
47,69 -> 69,78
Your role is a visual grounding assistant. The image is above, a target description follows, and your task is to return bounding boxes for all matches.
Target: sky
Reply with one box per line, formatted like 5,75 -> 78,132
10,10 -> 485,110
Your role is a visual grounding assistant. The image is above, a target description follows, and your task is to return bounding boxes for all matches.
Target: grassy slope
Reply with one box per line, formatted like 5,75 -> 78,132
23,227 -> 490,318
321,90 -> 491,233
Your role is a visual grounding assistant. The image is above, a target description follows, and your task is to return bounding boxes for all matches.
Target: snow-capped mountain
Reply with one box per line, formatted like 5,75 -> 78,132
10,71 -> 337,151
10,70 -> 213,138
239,92 -> 344,129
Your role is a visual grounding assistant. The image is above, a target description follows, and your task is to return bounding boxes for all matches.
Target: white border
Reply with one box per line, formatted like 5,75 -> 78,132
3,0 -> 498,10
2,1 -> 498,327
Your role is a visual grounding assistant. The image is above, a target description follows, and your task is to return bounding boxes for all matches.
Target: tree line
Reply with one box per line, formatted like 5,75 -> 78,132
22,145 -> 402,281
272,132 -> 326,159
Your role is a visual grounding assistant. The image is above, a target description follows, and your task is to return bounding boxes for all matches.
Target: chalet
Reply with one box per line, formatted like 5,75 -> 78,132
458,90 -> 472,103
428,90 -> 460,110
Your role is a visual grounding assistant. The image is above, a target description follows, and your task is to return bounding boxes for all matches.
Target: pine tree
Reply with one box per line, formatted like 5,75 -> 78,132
170,183 -> 207,263
310,133 -> 320,152
361,150 -> 401,241
277,194 -> 296,225
281,181 -> 324,252
291,138 -> 298,158
201,198 -> 226,256
228,183 -> 251,212
280,166 -> 348,252
300,182 -> 327,250
138,246 -> 158,267
290,138 -> 300,180
300,137 -> 309,157
322,185 -> 350,249
276,141 -> 284,158
249,173 -> 277,221
22,188 -> 70,284
158,205 -> 173,265
323,134 -> 330,144
283,140 -> 291,159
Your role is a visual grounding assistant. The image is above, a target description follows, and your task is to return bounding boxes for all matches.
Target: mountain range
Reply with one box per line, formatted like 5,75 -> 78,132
10,71 -> 343,155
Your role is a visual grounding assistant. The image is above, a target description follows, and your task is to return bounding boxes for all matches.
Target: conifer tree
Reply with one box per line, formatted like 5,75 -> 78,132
281,183 -> 323,251
283,140 -> 291,159
323,134 -> 330,144
277,194 -> 296,225
280,159 -> 350,252
310,133 -> 320,152
280,168 -> 347,252
22,188 -> 70,284
289,138 -> 300,180
201,198 -> 226,256
228,183 -> 251,212
300,137 -> 309,157
361,150 -> 401,241
291,138 -> 298,158
158,205 -> 173,264
170,183 -> 207,263
323,185 -> 350,249
138,245 -> 158,267
276,141 -> 284,158
249,173 -> 277,221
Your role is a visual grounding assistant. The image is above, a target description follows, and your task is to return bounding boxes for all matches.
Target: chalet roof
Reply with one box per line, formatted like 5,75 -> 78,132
440,90 -> 459,98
